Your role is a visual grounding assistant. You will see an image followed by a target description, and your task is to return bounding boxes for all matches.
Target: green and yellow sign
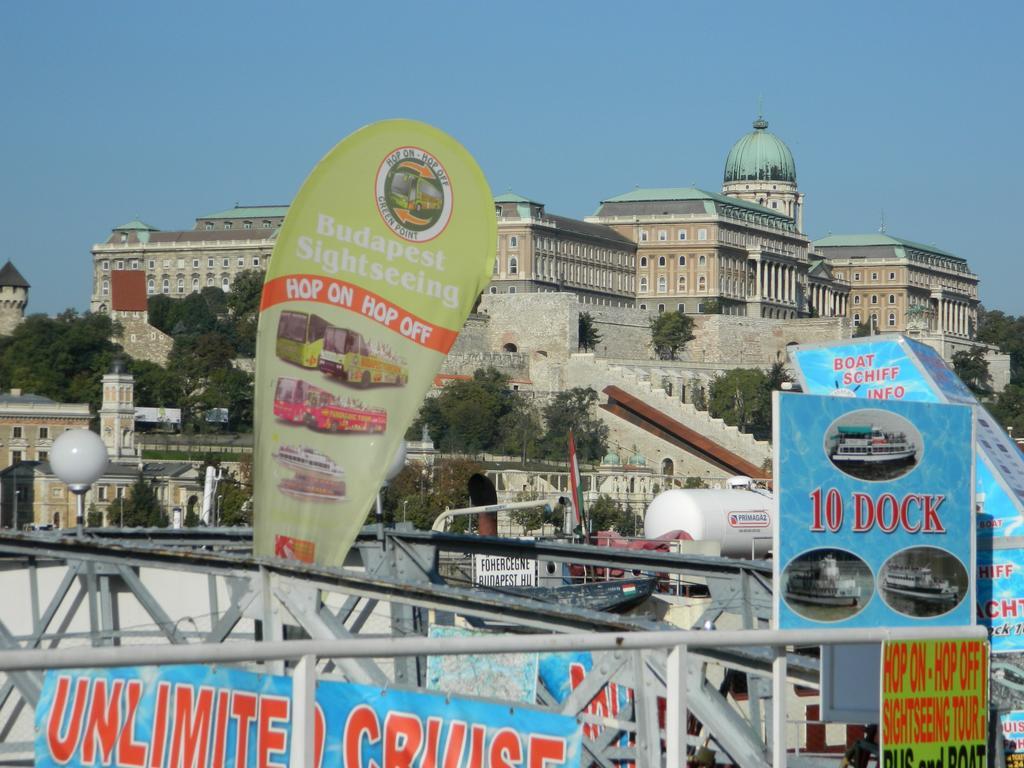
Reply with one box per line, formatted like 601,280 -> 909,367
881,638 -> 989,767
253,120 -> 496,567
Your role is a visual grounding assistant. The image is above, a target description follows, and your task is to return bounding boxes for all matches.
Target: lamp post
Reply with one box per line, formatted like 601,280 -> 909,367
50,430 -> 109,534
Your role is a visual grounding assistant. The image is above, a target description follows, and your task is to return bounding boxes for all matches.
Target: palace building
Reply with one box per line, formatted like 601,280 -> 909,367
90,206 -> 285,313
88,117 -> 980,344
489,193 -> 636,306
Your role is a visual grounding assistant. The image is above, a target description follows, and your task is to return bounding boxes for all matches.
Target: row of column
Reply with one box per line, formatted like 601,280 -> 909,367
937,298 -> 972,337
808,282 -> 847,317
753,260 -> 797,304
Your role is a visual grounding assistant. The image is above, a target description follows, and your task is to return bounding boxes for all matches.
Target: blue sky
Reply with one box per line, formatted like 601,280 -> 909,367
2,1 -> 1021,316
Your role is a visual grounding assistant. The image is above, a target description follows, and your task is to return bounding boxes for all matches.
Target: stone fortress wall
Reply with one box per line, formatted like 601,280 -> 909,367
443,292 -> 851,385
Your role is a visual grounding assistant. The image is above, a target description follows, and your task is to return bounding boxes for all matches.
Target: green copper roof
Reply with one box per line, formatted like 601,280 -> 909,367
723,117 -> 797,184
813,233 -> 962,262
113,219 -> 159,231
197,205 -> 290,220
494,192 -> 539,204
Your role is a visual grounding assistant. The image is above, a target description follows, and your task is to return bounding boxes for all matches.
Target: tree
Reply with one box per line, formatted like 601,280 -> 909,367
701,299 -> 722,315
540,387 -> 608,462
410,368 -> 531,455
380,458 -> 484,531
116,475 -> 167,527
977,307 -> 1024,385
706,364 -> 791,440
712,370 -> 770,436
167,331 -> 241,432
216,468 -> 253,526
0,311 -> 121,416
853,319 -> 874,337
587,494 -> 634,534
225,270 -> 266,357
990,384 -> 1024,437
951,346 -> 992,396
578,312 -> 603,352
650,311 -> 695,360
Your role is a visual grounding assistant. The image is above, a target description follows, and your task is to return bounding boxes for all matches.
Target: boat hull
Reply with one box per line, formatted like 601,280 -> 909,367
785,590 -> 859,607
882,584 -> 958,603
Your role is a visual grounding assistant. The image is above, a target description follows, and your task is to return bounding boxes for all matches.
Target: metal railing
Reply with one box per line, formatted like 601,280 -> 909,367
0,623 -> 986,767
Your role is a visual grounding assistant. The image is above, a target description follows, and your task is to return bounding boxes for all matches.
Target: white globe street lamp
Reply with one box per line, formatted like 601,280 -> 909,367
50,430 -> 109,533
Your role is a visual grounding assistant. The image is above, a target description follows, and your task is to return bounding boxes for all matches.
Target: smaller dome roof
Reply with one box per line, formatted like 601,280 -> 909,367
724,117 -> 797,184
602,451 -> 621,466
628,451 -> 646,467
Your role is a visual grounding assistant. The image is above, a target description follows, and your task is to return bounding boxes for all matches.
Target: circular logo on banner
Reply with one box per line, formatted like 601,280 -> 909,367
376,146 -> 453,241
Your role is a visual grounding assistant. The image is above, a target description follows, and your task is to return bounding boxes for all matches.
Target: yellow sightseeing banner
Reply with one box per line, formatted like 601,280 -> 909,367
881,637 -> 989,767
253,120 -> 495,567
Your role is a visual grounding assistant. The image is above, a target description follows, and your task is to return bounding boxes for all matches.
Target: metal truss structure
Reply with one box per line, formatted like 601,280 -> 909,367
0,526 -> 837,767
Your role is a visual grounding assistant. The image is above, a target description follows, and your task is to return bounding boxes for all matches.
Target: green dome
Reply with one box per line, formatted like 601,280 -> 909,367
723,117 -> 797,184
602,451 -> 621,466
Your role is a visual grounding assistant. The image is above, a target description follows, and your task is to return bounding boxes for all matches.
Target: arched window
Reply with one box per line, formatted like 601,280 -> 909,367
657,276 -> 667,293
640,256 -> 648,268
207,276 -> 215,287
698,276 -> 706,292
698,255 -> 706,266
508,257 -> 518,275
503,343 -> 518,353
222,277 -> 230,290
101,279 -> 109,295
191,277 -> 200,292
162,278 -> 170,294
147,279 -> 155,294
888,294 -> 896,304
639,277 -> 648,292
661,458 -> 674,476
888,313 -> 897,327
176,278 -> 185,293
678,276 -> 687,291
493,258 -> 499,275
853,313 -> 861,326
854,295 -> 861,305
658,256 -> 666,267
678,255 -> 686,266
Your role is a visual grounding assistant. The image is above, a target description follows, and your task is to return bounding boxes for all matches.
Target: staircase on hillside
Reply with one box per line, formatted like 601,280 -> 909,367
566,354 -> 771,469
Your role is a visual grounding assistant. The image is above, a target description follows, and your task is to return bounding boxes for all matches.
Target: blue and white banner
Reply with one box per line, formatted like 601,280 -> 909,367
789,335 -> 1024,650
774,392 -> 975,630
789,334 -> 1024,538
36,665 -> 582,768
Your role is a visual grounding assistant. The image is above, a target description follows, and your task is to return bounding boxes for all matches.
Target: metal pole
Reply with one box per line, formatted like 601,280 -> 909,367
0,624 -> 987,673
665,644 -> 688,766
74,488 -> 86,534
773,644 -> 787,767
290,654 -> 316,768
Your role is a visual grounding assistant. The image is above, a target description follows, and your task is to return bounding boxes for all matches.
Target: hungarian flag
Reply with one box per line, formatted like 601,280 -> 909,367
568,429 -> 587,539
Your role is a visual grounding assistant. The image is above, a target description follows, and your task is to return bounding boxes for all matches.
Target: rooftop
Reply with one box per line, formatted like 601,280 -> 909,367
593,187 -> 798,233
113,219 -> 160,232
196,205 -> 289,221
0,261 -> 29,289
813,233 -> 965,263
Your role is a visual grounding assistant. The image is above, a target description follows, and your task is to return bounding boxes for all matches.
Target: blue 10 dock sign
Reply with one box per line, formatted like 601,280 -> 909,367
774,392 -> 976,630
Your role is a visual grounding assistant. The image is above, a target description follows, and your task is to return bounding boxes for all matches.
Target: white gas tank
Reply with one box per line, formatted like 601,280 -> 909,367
644,488 -> 775,559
